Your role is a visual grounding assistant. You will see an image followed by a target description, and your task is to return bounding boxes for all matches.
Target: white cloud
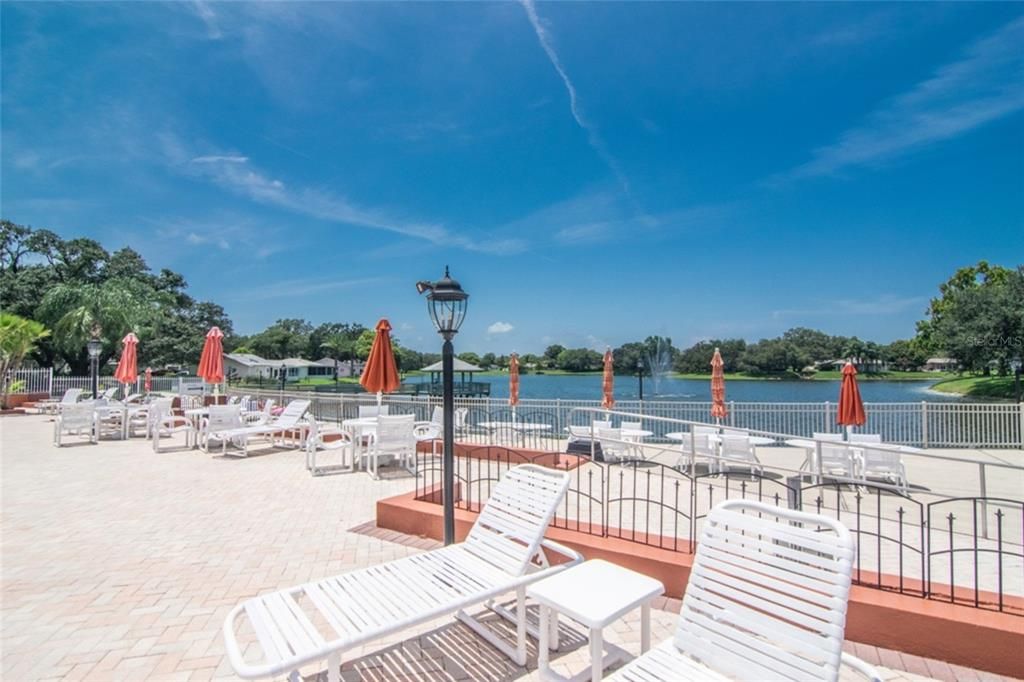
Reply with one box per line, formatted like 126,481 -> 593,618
487,321 -> 515,335
189,0 -> 222,40
190,155 -> 248,164
783,17 -> 1024,180
519,0 -> 631,194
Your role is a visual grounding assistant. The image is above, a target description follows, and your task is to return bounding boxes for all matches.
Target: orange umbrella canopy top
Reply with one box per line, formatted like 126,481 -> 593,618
837,362 -> 867,427
360,319 -> 401,395
601,348 -> 615,409
710,347 -> 728,420
197,326 -> 225,384
114,332 -> 139,385
508,353 -> 520,407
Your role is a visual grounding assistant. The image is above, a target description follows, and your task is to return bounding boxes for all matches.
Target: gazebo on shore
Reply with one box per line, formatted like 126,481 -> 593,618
418,358 -> 490,397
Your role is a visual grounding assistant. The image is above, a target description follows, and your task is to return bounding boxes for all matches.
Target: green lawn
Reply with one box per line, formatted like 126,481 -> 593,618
930,375 -> 1020,400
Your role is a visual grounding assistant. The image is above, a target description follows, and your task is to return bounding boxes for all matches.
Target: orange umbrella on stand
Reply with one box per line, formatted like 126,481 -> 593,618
197,327 -> 225,396
601,348 -> 615,414
710,347 -> 728,424
114,332 -> 139,396
144,367 -> 152,394
360,319 -> 401,406
837,361 -> 866,438
509,353 -> 520,423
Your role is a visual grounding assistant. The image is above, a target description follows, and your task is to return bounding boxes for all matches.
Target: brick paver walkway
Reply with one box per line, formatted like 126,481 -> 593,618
1,414 -> 1016,681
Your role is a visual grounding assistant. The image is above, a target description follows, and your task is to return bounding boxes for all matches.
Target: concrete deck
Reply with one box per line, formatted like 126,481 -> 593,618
2,414 -> 1020,681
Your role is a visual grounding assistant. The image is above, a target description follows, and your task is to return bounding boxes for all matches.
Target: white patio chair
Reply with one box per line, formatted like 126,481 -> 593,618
150,398 -> 195,452
243,399 -> 275,425
693,425 -> 720,438
849,433 -> 882,444
39,387 -> 84,414
223,464 -> 581,681
720,427 -> 749,437
718,434 -> 763,478
813,431 -> 844,442
818,444 -> 859,481
608,499 -> 881,682
365,414 -> 417,479
305,418 -> 355,476
216,400 -> 311,457
677,433 -> 717,475
95,402 -> 126,440
859,446 -> 909,494
126,403 -> 151,438
621,420 -> 646,459
53,402 -> 97,446
200,405 -> 245,454
597,427 -> 632,464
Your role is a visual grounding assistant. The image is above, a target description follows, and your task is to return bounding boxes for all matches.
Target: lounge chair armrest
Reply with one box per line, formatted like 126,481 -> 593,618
539,538 -> 584,566
841,652 -> 883,682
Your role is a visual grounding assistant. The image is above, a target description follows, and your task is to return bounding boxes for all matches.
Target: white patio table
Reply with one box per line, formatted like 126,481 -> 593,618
479,421 -> 551,445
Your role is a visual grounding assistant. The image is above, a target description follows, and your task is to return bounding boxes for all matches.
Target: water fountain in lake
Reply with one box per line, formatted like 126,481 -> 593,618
645,337 -> 675,397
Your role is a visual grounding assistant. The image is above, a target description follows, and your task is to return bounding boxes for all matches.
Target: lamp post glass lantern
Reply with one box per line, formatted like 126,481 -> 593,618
87,337 -> 102,398
416,267 -> 469,545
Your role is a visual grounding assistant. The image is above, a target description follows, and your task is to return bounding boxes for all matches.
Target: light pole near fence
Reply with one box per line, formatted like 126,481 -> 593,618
87,335 -> 102,399
279,364 -> 286,392
416,267 -> 469,546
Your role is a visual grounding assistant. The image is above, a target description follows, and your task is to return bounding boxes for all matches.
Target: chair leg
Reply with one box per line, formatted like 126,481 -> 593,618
327,651 -> 340,682
515,585 -> 527,666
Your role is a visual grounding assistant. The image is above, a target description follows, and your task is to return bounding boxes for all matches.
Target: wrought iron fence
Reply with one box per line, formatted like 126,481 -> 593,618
411,446 -> 1022,615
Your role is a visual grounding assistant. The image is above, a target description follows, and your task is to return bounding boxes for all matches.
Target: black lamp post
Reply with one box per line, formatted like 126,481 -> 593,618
279,363 -> 286,391
87,336 -> 102,399
416,266 -> 469,545
637,357 -> 645,401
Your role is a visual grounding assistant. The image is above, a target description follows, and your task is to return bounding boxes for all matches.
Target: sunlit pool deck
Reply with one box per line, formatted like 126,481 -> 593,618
2,414 -> 1021,681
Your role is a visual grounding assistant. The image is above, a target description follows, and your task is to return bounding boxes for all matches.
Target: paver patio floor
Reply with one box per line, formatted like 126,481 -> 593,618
1,414 -> 1017,681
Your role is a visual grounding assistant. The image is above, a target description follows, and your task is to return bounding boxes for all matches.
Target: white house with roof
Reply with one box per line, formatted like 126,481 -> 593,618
224,353 -> 351,381
223,353 -> 275,380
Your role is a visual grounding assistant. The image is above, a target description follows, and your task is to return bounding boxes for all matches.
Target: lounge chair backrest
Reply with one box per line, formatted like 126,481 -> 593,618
375,414 -> 416,446
101,387 -> 118,400
358,405 -> 390,419
861,446 -> 901,471
465,464 -> 570,576
849,433 -> 882,443
454,407 -> 468,429
430,406 -> 444,425
621,420 -> 642,431
677,500 -> 854,681
592,420 -> 612,430
721,427 -> 749,437
274,400 -> 310,427
693,425 -> 719,437
684,433 -> 714,456
813,432 -> 844,442
60,402 -> 96,429
227,395 -> 240,404
61,388 -> 84,404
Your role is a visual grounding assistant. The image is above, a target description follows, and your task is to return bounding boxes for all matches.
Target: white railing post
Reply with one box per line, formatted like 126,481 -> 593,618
47,367 -> 54,397
921,401 -> 929,448
1018,401 -> 1024,448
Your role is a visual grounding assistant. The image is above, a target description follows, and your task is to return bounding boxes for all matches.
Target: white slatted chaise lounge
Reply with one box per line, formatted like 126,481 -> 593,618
39,387 -> 84,414
607,499 -> 881,682
216,399 -> 311,457
223,464 -> 582,681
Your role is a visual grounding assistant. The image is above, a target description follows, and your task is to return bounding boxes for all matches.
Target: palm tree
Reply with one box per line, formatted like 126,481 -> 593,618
320,333 -> 354,383
0,313 -> 50,408
37,280 -> 151,373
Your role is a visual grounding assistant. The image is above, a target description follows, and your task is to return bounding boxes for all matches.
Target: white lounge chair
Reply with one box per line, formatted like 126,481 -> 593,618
597,427 -> 631,464
243,399 -> 275,425
848,433 -> 882,444
677,433 -> 717,475
53,402 -> 97,446
223,464 -> 581,680
818,444 -> 859,481
39,387 -> 83,414
608,499 -> 881,682
217,399 -> 311,457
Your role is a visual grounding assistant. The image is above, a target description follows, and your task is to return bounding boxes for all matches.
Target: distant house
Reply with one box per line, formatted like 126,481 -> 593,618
224,353 -> 275,380
314,357 -> 365,378
923,357 -> 959,372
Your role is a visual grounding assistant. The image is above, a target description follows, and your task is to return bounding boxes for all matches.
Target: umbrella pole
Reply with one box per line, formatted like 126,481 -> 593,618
376,391 -> 383,408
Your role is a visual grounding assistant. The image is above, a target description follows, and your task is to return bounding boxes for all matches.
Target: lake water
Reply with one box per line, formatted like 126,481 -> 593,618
409,373 -> 963,403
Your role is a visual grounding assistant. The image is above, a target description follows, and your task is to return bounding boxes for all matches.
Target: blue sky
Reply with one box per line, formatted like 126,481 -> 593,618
3,2 -> 1022,354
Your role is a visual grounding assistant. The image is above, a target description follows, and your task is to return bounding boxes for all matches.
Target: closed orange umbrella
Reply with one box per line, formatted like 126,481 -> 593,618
360,319 -> 400,405
601,348 -> 615,410
710,347 -> 728,422
197,327 -> 225,392
837,361 -> 866,435
508,353 -> 520,407
114,332 -> 139,392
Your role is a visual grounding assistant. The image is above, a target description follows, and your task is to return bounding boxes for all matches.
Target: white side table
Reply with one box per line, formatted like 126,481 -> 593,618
527,559 -> 665,682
